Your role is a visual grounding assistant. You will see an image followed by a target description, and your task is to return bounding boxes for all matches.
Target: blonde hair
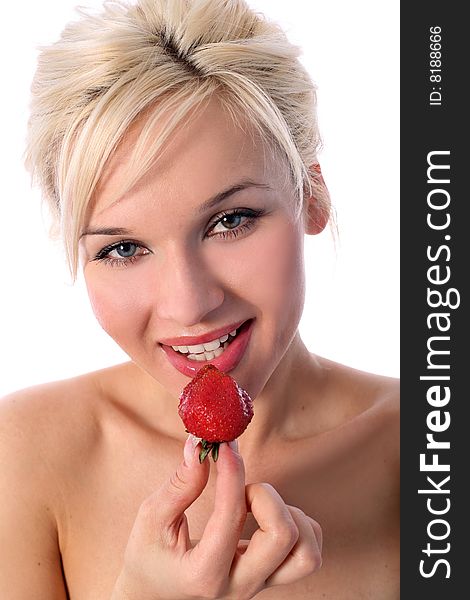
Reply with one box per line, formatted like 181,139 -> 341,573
25,0 -> 329,278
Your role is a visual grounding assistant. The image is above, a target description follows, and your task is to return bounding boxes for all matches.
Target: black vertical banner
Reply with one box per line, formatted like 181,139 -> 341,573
401,1 -> 468,598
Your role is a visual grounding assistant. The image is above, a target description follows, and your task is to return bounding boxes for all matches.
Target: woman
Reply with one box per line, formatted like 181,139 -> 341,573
0,0 -> 399,598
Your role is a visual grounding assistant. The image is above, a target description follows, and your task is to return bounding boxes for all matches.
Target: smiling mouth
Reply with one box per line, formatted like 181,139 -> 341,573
170,327 -> 240,362
160,319 -> 254,376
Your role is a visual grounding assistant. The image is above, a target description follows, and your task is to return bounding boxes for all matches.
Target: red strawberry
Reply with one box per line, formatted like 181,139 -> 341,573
178,364 -> 254,462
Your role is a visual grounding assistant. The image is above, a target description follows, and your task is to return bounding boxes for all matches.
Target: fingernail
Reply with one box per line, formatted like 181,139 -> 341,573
184,434 -> 200,466
228,439 -> 239,454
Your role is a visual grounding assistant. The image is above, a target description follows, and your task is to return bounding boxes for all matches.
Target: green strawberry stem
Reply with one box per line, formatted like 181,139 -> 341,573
199,439 -> 220,463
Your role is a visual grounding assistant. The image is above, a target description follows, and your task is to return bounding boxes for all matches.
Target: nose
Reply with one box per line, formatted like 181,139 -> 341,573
156,246 -> 225,327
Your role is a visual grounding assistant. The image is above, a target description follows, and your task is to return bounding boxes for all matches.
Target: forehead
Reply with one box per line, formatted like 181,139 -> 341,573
90,96 -> 290,220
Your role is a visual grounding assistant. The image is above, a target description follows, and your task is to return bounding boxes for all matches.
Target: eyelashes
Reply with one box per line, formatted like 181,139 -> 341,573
206,207 -> 264,239
92,241 -> 151,268
92,207 -> 265,268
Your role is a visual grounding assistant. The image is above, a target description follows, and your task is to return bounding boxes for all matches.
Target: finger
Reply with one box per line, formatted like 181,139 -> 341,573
191,441 -> 246,573
132,435 -> 210,550
309,515 -> 323,553
266,506 -> 322,587
233,483 -> 299,588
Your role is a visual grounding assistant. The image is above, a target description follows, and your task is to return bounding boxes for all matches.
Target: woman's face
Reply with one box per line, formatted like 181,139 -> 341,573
80,98 -> 307,399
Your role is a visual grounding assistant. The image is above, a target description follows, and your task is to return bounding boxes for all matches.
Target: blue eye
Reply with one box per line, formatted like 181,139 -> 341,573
93,240 -> 150,267
218,214 -> 242,230
208,208 -> 264,239
114,242 -> 138,257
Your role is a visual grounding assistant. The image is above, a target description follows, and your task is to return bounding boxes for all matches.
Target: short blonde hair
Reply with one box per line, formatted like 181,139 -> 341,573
25,0 -> 329,278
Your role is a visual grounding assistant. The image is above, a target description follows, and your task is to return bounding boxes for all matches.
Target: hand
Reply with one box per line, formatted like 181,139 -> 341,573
111,437 -> 322,600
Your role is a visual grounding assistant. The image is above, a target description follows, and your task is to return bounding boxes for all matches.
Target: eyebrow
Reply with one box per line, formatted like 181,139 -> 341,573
81,180 -> 271,238
80,226 -> 131,238
196,180 -> 272,214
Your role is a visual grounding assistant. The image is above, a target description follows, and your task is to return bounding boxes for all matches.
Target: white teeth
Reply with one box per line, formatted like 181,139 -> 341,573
172,326 -> 241,360
203,339 -> 221,352
187,350 -> 216,362
187,353 -> 206,361
186,343 -> 228,362
187,343 -> 205,354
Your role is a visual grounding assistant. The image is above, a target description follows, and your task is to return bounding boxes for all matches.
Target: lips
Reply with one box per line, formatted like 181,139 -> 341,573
160,319 -> 254,378
159,319 -> 247,347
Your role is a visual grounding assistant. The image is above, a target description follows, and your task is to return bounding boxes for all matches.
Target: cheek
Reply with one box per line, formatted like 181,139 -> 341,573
257,223 -> 305,308
84,271 -> 152,342
213,218 -> 305,323
257,222 -> 306,339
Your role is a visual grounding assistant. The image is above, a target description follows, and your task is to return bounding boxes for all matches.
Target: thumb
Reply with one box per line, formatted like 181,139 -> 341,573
162,434 -> 210,521
132,435 -> 209,547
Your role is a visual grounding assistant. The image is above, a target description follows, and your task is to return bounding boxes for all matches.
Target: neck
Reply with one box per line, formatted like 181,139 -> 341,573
238,332 -> 321,449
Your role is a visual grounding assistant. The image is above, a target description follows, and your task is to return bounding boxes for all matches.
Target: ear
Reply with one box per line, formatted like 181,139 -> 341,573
304,163 -> 330,235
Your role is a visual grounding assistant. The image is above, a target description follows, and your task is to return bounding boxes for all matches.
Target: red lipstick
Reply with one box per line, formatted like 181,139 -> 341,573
160,319 -> 254,378
159,319 -> 247,347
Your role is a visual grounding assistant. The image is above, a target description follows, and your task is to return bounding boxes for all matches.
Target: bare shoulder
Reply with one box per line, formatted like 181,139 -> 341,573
316,354 -> 399,417
0,370 -> 114,598
0,362 -> 149,597
0,363 -> 136,476
1,371 -> 100,459
312,355 -> 400,467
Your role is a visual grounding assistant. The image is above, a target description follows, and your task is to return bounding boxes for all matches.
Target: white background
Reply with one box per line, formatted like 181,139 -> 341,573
0,1 -> 399,397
